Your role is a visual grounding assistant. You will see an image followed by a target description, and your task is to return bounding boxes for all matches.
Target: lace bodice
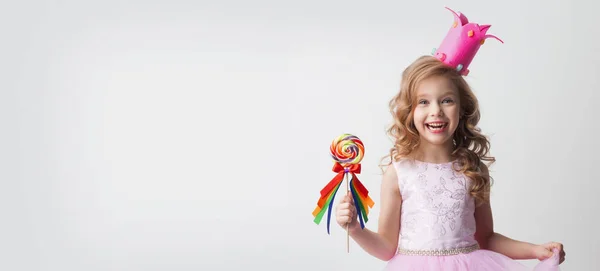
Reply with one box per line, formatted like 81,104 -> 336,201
392,159 -> 478,251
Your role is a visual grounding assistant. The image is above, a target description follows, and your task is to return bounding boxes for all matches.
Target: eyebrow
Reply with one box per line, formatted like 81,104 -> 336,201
417,91 -> 457,98
441,91 -> 457,98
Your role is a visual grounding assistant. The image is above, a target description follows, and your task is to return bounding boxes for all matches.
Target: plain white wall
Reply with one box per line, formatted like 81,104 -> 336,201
0,0 -> 597,270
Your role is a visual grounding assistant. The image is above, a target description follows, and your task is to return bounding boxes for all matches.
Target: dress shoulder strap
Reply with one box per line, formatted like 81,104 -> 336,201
390,158 -> 418,196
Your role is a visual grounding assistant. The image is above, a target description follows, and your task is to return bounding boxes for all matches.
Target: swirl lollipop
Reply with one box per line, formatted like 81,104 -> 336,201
312,133 -> 374,252
329,134 -> 364,167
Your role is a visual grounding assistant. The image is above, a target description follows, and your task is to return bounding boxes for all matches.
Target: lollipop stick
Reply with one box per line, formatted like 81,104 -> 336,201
345,171 -> 350,253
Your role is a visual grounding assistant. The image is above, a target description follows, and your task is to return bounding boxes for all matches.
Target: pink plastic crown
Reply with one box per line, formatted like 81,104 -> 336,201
432,7 -> 503,76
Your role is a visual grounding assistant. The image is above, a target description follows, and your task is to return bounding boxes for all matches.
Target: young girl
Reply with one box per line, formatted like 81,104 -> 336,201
334,55 -> 566,270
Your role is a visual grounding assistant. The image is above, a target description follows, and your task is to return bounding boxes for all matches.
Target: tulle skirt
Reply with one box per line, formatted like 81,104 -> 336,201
383,249 -> 560,271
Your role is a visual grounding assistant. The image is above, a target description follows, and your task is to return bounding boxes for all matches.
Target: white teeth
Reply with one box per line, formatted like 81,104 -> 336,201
426,123 -> 446,130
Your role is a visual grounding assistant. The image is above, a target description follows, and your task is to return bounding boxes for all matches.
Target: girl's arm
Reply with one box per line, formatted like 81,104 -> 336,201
339,165 -> 402,261
474,198 -> 539,259
474,165 -> 563,262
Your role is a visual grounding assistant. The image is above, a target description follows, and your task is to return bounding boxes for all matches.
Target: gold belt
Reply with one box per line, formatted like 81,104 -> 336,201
397,243 -> 480,256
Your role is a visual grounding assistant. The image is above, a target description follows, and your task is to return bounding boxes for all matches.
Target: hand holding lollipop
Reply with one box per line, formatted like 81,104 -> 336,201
312,133 -> 375,252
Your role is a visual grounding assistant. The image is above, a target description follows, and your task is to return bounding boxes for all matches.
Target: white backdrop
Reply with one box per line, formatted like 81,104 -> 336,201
1,0 -> 598,270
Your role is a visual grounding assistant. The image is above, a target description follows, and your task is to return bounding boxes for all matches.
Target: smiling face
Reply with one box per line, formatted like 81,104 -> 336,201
412,75 -> 461,147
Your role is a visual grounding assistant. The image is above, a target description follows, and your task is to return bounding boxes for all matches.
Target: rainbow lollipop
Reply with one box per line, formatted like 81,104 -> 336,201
312,134 -> 375,251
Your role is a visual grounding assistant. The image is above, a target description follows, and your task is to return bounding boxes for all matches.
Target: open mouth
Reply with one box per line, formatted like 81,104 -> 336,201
425,122 -> 448,132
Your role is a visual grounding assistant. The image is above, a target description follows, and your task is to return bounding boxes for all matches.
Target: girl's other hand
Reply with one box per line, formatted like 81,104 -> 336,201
533,242 -> 565,264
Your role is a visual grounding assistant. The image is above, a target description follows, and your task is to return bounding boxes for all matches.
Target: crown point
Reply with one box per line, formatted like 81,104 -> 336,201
431,47 -> 437,55
456,64 -> 463,72
480,39 -> 485,45
468,30 -> 474,37
453,21 -> 458,28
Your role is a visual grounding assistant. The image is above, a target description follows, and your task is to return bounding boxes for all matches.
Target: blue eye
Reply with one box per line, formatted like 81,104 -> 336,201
418,99 -> 428,105
442,98 -> 454,104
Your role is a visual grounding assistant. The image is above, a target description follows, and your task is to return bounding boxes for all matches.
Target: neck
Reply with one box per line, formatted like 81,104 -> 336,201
412,140 -> 455,164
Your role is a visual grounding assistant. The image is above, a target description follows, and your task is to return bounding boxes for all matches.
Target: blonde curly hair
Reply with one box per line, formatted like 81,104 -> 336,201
382,55 -> 495,205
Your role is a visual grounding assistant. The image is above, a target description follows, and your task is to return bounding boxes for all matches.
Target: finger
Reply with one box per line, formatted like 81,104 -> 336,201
551,242 -> 561,249
337,215 -> 350,224
337,213 -> 350,220
552,242 -> 563,250
342,205 -> 355,215
337,215 -> 353,224
346,192 -> 354,202
559,244 -> 564,253
343,207 -> 357,217
338,209 -> 352,216
545,243 -> 558,251
340,202 -> 352,210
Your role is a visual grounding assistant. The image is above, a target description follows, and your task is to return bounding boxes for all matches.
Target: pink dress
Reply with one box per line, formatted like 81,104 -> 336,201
384,159 -> 561,271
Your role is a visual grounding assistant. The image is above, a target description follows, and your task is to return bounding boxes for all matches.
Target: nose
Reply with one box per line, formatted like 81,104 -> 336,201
430,103 -> 444,117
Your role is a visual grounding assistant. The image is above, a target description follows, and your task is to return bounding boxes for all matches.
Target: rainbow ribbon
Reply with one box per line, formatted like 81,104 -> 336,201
312,162 -> 375,234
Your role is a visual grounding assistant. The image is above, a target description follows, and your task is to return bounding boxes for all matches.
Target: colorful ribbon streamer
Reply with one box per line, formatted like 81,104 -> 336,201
312,162 -> 375,234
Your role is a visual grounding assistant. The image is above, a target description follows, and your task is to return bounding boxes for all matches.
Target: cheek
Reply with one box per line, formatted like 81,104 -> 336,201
446,106 -> 460,119
412,109 -> 426,123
